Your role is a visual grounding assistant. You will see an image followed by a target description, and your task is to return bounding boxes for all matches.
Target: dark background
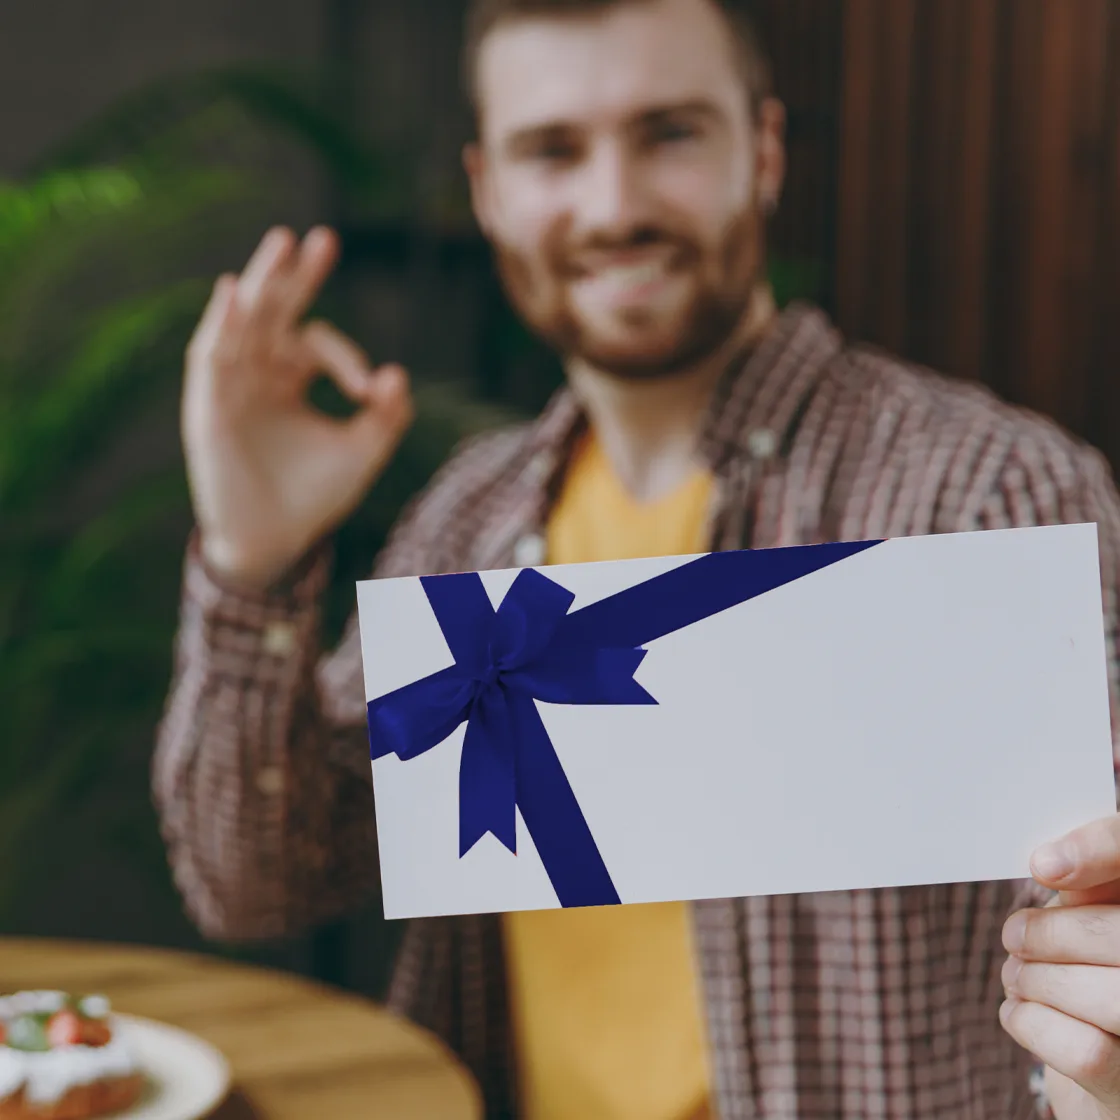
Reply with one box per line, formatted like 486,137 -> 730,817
1,0 -> 1117,1001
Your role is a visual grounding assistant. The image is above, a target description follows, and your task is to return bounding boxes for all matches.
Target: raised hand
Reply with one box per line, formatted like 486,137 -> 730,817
182,225 -> 413,590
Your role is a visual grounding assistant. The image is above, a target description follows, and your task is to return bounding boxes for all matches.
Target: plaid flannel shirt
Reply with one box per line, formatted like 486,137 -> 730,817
154,302 -> 1120,1119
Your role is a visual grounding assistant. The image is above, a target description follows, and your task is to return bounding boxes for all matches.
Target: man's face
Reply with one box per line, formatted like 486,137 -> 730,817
466,0 -> 784,380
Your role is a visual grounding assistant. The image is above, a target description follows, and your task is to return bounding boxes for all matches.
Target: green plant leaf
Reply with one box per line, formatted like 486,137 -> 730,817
0,166 -> 255,375
0,168 -> 144,259
767,255 -> 825,307
0,720 -> 126,915
0,283 -> 204,509
37,470 -> 188,621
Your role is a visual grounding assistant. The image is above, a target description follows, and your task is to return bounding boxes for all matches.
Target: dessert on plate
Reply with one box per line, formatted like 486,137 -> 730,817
0,991 -> 144,1119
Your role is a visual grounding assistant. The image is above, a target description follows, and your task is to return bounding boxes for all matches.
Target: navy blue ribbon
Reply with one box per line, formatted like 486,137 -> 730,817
368,540 -> 883,908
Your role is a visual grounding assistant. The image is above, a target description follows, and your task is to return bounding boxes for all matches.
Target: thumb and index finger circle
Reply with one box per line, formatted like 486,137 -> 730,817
300,319 -> 412,429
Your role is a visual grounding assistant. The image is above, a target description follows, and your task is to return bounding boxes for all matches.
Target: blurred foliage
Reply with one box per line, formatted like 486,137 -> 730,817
0,66 -> 517,927
767,255 -> 825,309
0,163 -> 214,919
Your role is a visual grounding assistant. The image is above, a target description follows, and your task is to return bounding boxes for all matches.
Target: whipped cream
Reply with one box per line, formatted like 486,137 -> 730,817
0,991 -> 68,1019
77,995 -> 110,1020
0,1035 -> 137,1103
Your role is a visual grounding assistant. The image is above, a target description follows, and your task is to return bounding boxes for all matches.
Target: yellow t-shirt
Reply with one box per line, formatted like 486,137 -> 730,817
503,432 -> 716,1120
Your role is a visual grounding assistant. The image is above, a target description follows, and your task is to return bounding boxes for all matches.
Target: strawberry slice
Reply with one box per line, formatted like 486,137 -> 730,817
46,1009 -> 82,1047
80,1018 -> 111,1047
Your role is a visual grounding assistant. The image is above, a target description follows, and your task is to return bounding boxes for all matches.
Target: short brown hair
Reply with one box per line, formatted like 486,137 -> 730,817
462,0 -> 773,123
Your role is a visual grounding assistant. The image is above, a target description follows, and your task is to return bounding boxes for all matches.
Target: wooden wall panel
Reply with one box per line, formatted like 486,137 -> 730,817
836,0 -> 1120,471
1089,5 -> 1120,461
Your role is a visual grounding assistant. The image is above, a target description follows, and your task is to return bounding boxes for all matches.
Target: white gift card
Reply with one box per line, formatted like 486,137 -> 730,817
356,524 -> 1116,920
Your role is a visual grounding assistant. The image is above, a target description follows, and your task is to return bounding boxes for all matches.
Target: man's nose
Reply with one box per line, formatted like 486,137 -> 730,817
571,141 -> 649,236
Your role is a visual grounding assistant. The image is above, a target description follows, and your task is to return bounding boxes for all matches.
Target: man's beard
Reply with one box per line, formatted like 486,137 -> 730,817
491,204 -> 764,382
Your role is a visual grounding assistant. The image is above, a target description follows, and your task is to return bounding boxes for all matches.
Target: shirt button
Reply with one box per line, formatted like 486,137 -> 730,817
527,454 -> 553,483
513,533 -> 547,567
262,620 -> 297,656
747,427 -> 779,460
255,766 -> 284,795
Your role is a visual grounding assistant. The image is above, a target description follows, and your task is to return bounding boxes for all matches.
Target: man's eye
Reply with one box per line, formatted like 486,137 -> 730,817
531,143 -> 578,163
649,122 -> 700,145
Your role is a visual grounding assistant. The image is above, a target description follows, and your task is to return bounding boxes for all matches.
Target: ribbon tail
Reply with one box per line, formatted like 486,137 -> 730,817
509,692 -> 620,908
459,690 -> 517,857
367,666 -> 474,761
512,646 -> 656,705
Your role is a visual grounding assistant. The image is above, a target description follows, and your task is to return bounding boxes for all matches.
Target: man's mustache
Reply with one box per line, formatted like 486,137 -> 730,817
550,226 -> 697,274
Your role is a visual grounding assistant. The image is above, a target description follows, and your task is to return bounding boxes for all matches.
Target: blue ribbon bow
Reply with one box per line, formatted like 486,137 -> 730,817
368,540 -> 882,908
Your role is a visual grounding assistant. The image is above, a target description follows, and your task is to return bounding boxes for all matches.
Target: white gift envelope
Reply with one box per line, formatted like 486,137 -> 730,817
356,523 -> 1117,920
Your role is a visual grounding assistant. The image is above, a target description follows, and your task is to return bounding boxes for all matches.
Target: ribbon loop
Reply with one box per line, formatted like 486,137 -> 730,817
492,568 -> 576,669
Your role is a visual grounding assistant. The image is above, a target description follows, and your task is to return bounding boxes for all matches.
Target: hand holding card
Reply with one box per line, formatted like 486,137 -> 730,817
1001,814 -> 1120,1120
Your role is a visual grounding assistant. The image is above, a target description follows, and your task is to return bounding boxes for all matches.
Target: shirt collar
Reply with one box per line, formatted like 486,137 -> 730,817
695,300 -> 842,473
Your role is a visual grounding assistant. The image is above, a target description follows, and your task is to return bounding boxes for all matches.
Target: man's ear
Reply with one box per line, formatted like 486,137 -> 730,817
754,97 -> 787,214
463,142 -> 492,236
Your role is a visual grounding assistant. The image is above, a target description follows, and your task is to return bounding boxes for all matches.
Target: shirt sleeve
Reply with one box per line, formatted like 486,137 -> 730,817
151,531 -> 382,941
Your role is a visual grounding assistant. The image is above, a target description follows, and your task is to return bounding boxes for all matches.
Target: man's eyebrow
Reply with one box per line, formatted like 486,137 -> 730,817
634,98 -> 723,126
503,121 -> 575,156
501,98 -> 723,155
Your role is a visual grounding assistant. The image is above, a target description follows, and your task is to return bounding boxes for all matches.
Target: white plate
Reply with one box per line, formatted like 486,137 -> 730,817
103,1015 -> 231,1119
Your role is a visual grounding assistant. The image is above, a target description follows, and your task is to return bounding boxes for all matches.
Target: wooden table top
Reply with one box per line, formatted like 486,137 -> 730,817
0,937 -> 481,1120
